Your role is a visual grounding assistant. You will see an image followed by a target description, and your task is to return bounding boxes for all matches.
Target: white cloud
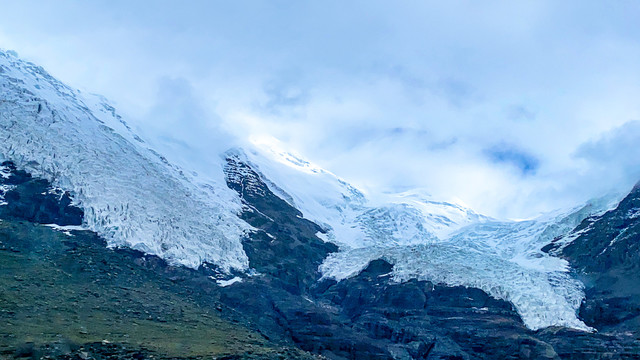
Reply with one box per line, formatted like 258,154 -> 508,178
1,1 -> 640,218
574,121 -> 640,194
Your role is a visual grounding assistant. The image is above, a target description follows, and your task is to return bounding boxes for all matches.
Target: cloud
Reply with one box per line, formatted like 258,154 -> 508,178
2,1 -> 640,218
506,105 -> 537,122
484,144 -> 540,175
574,120 -> 640,192
260,72 -> 311,115
434,78 -> 479,109
143,77 -> 231,148
133,77 -> 238,184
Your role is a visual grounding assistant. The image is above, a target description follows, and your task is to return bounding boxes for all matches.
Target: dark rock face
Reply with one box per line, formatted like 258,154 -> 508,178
537,327 -> 640,360
554,184 -> 640,334
0,161 -> 83,225
223,154 -> 338,294
309,260 -> 560,360
563,184 -> 640,275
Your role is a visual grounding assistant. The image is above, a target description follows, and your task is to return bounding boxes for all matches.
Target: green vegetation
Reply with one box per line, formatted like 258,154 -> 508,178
0,220 -> 312,359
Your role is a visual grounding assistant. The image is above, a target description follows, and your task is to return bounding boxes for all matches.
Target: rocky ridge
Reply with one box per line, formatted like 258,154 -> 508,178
545,183 -> 640,337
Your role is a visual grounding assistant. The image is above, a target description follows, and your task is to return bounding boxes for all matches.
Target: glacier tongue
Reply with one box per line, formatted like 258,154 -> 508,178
320,218 -> 593,331
244,138 -> 613,331
0,50 -> 250,272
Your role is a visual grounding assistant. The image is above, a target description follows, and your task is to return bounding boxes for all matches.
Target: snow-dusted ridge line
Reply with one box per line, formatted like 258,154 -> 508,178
0,49 -> 250,272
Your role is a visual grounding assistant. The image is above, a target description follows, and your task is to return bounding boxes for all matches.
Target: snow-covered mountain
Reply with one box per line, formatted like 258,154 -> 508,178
238,140 -> 621,331
0,50 -> 250,271
0,49 -> 624,332
241,136 -> 489,249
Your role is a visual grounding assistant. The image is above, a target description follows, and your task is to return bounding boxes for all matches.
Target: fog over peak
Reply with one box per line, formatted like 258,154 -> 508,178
1,1 -> 639,218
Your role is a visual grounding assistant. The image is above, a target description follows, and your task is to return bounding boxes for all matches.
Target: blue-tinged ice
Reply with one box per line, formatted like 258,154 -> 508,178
0,50 -> 250,272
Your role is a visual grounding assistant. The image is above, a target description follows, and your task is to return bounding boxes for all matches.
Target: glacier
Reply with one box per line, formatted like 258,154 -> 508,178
0,50 -> 250,271
243,136 -> 490,249
244,137 -> 621,331
0,49 -> 620,332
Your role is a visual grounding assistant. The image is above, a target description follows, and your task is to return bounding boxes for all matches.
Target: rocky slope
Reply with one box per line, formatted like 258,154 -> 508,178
545,183 -> 640,336
3,152 -> 640,358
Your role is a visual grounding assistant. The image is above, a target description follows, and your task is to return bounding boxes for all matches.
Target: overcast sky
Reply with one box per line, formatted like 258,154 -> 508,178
1,1 -> 640,219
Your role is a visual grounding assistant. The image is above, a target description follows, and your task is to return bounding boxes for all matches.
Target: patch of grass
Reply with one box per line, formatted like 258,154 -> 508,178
0,220 -> 310,358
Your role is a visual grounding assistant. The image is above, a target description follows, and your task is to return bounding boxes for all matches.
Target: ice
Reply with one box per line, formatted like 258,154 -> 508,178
0,164 -> 11,179
0,49 -> 250,272
243,139 -> 616,331
243,136 -> 487,251
0,162 -> 14,206
216,276 -> 243,287
317,214 -> 601,331
0,184 -> 13,206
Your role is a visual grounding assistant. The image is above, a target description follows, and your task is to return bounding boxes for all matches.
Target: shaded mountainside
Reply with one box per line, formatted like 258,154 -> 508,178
546,183 -> 640,335
3,158 -> 640,359
563,184 -> 640,275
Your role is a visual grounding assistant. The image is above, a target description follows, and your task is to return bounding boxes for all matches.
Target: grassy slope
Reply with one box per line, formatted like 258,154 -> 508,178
0,219 -> 312,359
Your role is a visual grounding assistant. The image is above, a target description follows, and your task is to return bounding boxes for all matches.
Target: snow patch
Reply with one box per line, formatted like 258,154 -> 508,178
0,184 -> 15,206
0,164 -> 10,179
315,231 -> 330,242
43,224 -> 87,236
216,276 -> 243,287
